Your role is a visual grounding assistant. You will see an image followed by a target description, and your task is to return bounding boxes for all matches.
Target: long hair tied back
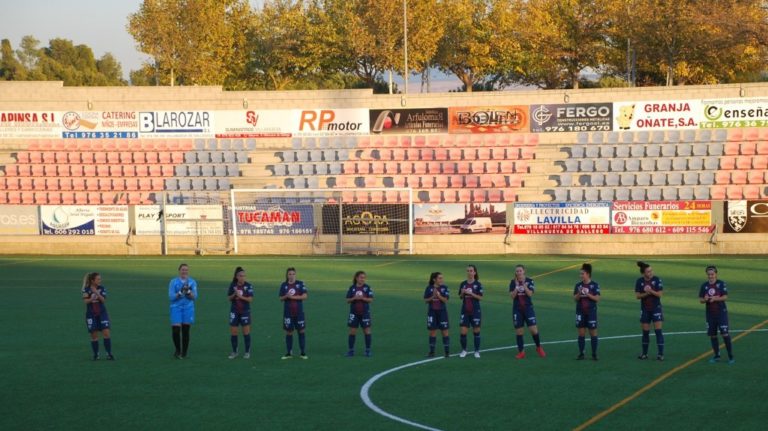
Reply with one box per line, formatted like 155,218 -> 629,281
581,263 -> 592,276
232,266 -> 245,283
83,272 -> 98,289
636,261 -> 650,274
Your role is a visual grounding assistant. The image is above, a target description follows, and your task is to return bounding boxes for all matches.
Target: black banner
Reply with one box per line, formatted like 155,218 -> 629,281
723,200 -> 768,233
530,103 -> 612,133
322,204 -> 409,235
369,108 -> 448,134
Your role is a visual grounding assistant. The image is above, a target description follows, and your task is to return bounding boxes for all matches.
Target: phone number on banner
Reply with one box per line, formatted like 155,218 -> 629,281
63,131 -> 139,139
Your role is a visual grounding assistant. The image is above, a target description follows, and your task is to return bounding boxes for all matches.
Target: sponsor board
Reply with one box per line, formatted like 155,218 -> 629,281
0,111 -> 60,138
370,108 -> 448,134
40,206 -> 96,235
414,203 -> 506,234
215,110 -> 292,138
448,106 -> 529,134
0,206 -> 39,235
61,111 -> 139,139
723,200 -> 768,233
322,204 -> 409,235
234,204 -> 314,235
613,100 -> 700,131
138,111 -> 214,138
611,201 -> 714,234
530,103 -> 612,133
513,202 -> 611,234
294,109 -> 369,136
700,98 -> 768,129
134,205 -> 224,235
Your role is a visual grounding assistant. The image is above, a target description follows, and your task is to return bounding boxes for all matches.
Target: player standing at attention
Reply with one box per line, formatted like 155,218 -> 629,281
82,272 -> 114,360
573,263 -> 600,360
635,261 -> 664,361
699,265 -> 734,364
279,267 -> 308,359
346,271 -> 374,357
424,272 -> 450,358
459,264 -> 483,359
169,263 -> 198,359
510,265 -> 546,359
227,266 -> 254,359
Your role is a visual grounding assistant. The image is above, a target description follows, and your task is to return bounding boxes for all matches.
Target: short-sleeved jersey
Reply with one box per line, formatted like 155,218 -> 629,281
635,276 -> 663,311
169,277 -> 198,309
82,285 -> 107,316
509,277 -> 535,310
459,280 -> 483,314
228,281 -> 254,314
279,280 -> 307,316
574,280 -> 600,315
423,285 -> 449,312
347,284 -> 374,315
699,280 -> 728,315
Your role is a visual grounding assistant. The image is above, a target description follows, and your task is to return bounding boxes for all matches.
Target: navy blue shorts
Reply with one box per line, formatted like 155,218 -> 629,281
427,309 -> 449,330
348,312 -> 371,328
284,312 -> 306,331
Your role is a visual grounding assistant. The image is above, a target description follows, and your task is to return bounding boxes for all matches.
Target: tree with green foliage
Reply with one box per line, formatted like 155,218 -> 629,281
1,39 -> 27,80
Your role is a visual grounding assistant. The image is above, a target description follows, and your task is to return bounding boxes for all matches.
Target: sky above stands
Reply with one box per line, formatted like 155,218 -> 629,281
1,0 -> 460,91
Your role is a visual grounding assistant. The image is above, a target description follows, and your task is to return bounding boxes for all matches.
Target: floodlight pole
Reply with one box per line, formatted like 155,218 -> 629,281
403,0 -> 408,95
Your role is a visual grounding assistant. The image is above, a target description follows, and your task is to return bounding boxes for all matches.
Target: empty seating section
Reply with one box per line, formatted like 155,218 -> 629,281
261,133 -> 538,203
551,128 -> 768,201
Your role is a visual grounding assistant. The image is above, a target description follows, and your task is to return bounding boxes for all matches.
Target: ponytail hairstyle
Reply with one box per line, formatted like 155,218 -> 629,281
581,263 -> 592,276
637,261 -> 650,274
705,265 -> 718,273
232,266 -> 245,284
353,270 -> 366,285
82,272 -> 99,290
468,264 -> 479,281
285,267 -> 297,283
428,272 -> 442,287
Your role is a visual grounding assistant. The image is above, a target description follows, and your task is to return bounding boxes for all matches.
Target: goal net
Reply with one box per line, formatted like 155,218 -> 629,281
229,188 -> 413,255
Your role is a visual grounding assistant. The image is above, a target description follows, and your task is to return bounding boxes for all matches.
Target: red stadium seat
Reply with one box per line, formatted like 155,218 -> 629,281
71,178 -> 86,191
19,178 -> 33,190
55,152 -> 69,163
508,174 -> 524,188
5,178 -> 20,190
42,152 -> 56,164
520,147 -> 536,160
724,142 -> 740,155
753,155 -> 768,170
744,185 -> 760,199
59,178 -> 73,191
46,192 -> 62,205
715,171 -> 731,184
471,161 -> 487,174
735,156 -> 753,170
747,171 -> 764,184
31,165 -> 45,177
726,186 -> 743,200
93,152 -> 107,164
20,191 -> 36,204
465,175 -> 479,188
7,191 -> 21,204
61,192 -> 75,205
740,141 -> 756,155
756,141 -> 768,155
441,162 -> 456,174
719,156 -> 736,170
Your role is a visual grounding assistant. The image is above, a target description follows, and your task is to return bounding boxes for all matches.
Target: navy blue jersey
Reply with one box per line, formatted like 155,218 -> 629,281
228,281 -> 254,314
574,281 -> 600,314
509,277 -> 535,310
459,280 -> 483,314
635,276 -> 663,311
424,284 -> 449,312
82,285 -> 107,316
279,280 -> 307,316
346,284 -> 374,315
699,280 -> 728,316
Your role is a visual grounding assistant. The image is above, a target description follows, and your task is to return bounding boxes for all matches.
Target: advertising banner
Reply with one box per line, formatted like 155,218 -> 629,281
215,110 -> 292,138
414,203 -> 506,234
723,200 -> 768,233
613,100 -> 701,131
40,206 -> 96,235
611,201 -> 714,234
61,111 -> 139,139
293,109 -> 369,137
134,205 -> 224,235
138,111 -> 214,138
0,111 -> 61,138
95,206 -> 130,235
530,103 -> 612,133
700,98 -> 768,129
513,202 -> 611,234
322,204 -> 409,234
235,204 -> 314,235
370,108 -> 448,134
448,106 -> 529,133
0,206 -> 39,235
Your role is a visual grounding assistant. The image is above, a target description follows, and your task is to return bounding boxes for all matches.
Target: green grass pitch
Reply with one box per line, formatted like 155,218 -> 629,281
1,255 -> 765,430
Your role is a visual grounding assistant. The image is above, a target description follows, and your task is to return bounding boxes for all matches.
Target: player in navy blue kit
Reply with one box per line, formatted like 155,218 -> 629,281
635,261 -> 665,361
509,265 -> 545,359
227,267 -> 254,359
82,272 -> 114,360
346,271 -> 374,357
279,267 -> 308,359
169,263 -> 198,359
424,272 -> 450,358
699,265 -> 734,364
573,263 -> 600,360
459,264 -> 483,359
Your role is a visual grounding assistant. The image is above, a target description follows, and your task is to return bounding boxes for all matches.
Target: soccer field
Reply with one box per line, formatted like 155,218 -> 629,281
1,255 -> 766,430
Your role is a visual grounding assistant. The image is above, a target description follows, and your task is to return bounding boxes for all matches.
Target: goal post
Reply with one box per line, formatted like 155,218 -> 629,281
229,188 -> 413,255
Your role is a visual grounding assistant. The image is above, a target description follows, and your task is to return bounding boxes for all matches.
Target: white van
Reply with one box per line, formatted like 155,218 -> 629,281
459,217 -> 493,233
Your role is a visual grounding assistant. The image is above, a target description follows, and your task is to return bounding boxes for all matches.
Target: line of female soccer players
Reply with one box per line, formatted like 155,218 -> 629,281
82,262 -> 734,364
